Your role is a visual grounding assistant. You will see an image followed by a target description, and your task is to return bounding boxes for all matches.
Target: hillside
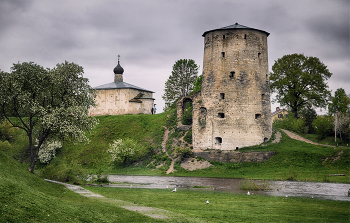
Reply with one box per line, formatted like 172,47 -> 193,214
2,110 -> 350,184
0,150 -> 163,222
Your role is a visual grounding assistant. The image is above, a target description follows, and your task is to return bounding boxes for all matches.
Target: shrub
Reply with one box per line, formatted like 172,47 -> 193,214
312,115 -> 334,140
38,140 -> 62,163
183,130 -> 192,144
273,115 -> 305,134
0,140 -> 12,151
40,160 -> 89,185
0,120 -> 15,142
182,102 -> 193,125
174,146 -> 192,158
108,138 -> 142,164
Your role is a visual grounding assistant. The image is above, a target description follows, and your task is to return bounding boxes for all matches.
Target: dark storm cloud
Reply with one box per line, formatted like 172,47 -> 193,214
0,0 -> 33,34
0,0 -> 348,112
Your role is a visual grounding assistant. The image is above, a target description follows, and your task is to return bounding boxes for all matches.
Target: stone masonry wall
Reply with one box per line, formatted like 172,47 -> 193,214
193,150 -> 274,163
192,28 -> 272,151
90,88 -> 154,116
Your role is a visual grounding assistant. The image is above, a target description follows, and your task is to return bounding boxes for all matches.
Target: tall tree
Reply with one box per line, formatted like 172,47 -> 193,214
328,88 -> 350,114
270,54 -> 332,118
328,88 -> 350,141
162,59 -> 199,110
0,61 -> 98,172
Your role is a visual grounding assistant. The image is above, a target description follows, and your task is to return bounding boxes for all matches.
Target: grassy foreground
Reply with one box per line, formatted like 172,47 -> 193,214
87,186 -> 350,222
0,150 -> 162,222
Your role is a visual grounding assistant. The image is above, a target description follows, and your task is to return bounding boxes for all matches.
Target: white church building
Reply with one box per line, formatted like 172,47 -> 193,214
89,58 -> 155,116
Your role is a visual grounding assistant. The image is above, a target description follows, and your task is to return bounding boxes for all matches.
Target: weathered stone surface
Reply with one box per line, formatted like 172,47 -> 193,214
90,88 -> 154,116
193,150 -> 274,163
177,25 -> 272,151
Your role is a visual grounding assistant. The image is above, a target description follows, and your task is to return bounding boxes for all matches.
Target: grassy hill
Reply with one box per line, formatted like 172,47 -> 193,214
0,149 -> 164,222
2,110 -> 350,183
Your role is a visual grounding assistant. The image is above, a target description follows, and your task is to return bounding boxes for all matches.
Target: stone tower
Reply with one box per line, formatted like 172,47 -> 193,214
192,23 -> 272,150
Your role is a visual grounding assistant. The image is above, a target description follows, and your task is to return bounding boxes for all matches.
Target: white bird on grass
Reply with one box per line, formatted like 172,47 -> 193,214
247,191 -> 250,196
206,200 -> 209,204
172,188 -> 177,192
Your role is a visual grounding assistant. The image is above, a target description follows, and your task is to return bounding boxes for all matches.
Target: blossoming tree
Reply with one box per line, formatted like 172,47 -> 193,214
0,61 -> 98,172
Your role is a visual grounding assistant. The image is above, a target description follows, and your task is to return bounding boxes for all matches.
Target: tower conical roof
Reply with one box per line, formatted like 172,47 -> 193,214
202,23 -> 269,37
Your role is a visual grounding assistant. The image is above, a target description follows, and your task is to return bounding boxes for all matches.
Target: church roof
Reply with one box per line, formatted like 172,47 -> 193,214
94,81 -> 155,93
202,22 -> 270,37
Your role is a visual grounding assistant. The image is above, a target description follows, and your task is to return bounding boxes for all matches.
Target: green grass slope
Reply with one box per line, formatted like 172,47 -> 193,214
0,150 -> 162,222
58,113 -> 168,169
87,187 -> 350,223
6,110 -> 350,183
172,131 -> 350,183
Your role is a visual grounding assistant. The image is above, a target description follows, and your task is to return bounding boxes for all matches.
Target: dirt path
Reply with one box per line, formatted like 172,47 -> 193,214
162,126 -> 177,174
280,129 -> 341,147
45,179 -> 204,221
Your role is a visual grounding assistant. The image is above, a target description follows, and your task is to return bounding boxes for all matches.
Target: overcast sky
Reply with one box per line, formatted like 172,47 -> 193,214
0,0 -> 349,113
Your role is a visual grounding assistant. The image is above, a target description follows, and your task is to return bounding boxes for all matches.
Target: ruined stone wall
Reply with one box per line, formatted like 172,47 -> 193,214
193,150 -> 274,163
90,89 -> 154,116
177,92 -> 201,131
193,29 -> 272,150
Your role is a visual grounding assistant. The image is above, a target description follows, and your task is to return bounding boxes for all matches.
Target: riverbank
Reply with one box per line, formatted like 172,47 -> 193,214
5,111 -> 350,184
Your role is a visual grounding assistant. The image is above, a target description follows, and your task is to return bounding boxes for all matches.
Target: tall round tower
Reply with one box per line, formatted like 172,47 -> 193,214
193,23 -> 272,150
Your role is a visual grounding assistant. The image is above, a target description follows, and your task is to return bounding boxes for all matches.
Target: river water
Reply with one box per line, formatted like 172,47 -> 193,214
107,175 -> 350,202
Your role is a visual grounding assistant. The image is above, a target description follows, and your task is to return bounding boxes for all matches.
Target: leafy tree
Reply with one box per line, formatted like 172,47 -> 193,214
270,54 -> 332,118
328,88 -> 350,114
299,105 -> 318,133
162,59 -> 199,110
312,115 -> 333,140
0,61 -> 98,172
328,88 -> 350,141
191,75 -> 202,94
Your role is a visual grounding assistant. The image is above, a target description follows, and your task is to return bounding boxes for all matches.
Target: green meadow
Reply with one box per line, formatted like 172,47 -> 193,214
1,110 -> 349,222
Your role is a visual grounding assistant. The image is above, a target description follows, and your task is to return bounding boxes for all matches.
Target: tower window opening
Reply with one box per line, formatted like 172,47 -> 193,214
215,137 -> 222,144
221,52 -> 225,57
244,34 -> 247,39
258,53 -> 261,58
218,113 -> 225,118
255,114 -> 261,119
223,35 -> 225,39
229,71 -> 235,78
236,147 -> 239,150
264,137 -> 269,142
266,74 -> 268,79
262,94 -> 265,100
220,93 -> 225,99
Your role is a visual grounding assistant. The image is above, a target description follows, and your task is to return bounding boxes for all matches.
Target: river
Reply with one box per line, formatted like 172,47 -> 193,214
106,175 -> 350,202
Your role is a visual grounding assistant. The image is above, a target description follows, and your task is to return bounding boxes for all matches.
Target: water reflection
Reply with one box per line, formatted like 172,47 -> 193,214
107,175 -> 350,202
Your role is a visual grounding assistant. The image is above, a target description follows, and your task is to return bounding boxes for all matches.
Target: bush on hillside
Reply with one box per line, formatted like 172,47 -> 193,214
174,146 -> 192,159
184,130 -> 192,144
38,140 -> 62,164
182,102 -> 193,125
0,140 -> 12,151
0,120 -> 16,142
312,115 -> 334,140
108,138 -> 143,165
40,159 -> 89,185
273,115 -> 305,134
